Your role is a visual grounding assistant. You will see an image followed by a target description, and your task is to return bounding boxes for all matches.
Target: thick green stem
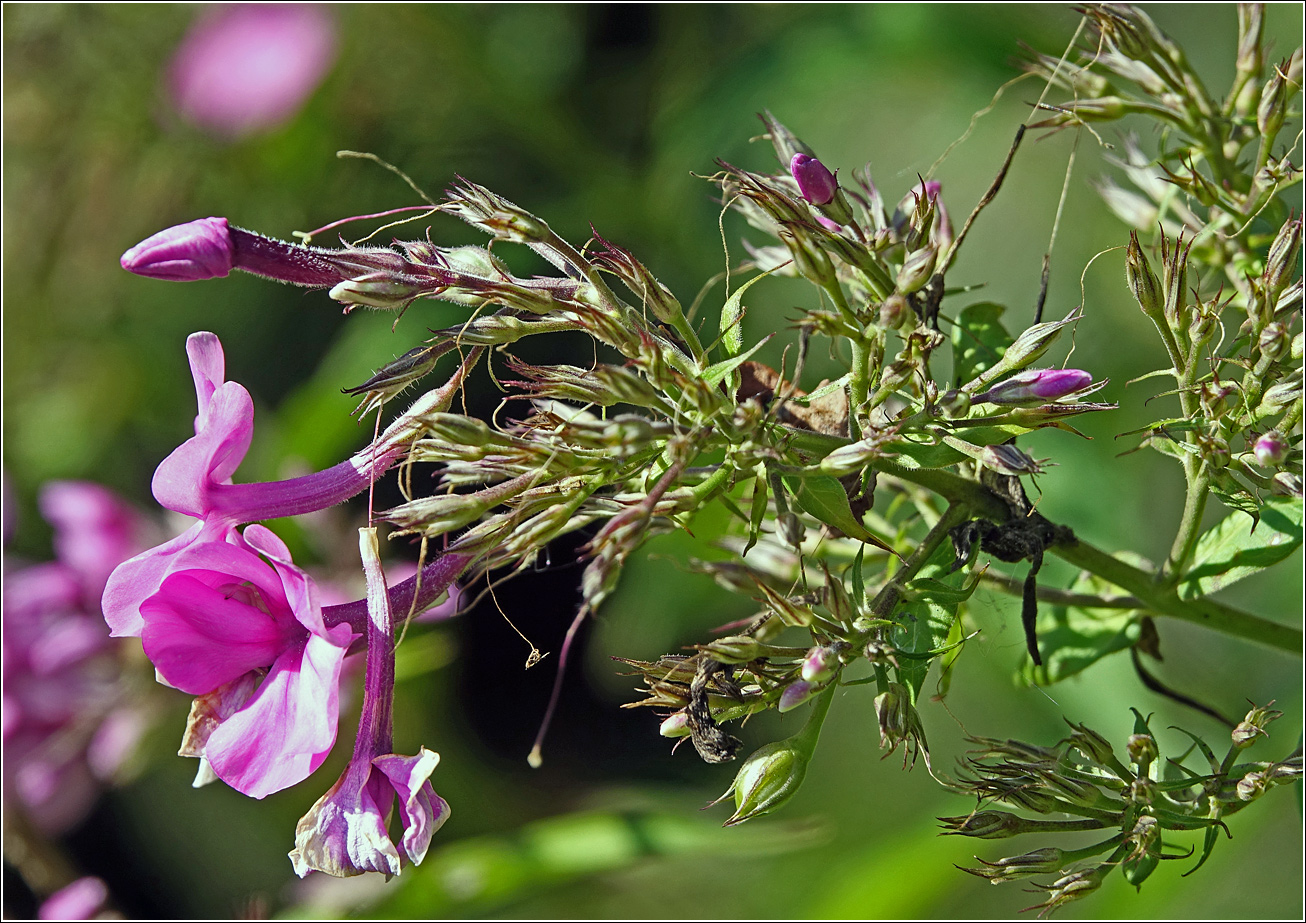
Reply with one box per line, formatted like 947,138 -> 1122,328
1053,539 -> 1300,655
869,501 -> 971,620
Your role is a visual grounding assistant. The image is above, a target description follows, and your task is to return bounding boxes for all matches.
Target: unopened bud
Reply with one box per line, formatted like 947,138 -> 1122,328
896,245 -> 937,295
1198,433 -> 1231,469
1232,701 -> 1282,748
778,680 -> 820,713
939,389 -> 971,419
800,646 -> 839,684
724,739 -> 808,825
330,276 -> 424,311
937,810 -> 1029,839
1126,733 -> 1158,769
975,368 -> 1093,406
1253,432 -> 1289,468
790,153 -> 837,206
878,293 -> 912,330
1256,67 -> 1288,141
979,442 -> 1045,476
1257,321 -> 1290,363
660,712 -> 691,738
1162,236 -> 1191,322
704,635 -> 766,665
121,217 -> 235,281
1065,721 -> 1116,765
962,847 -> 1066,883
1126,232 -> 1163,320
1128,777 -> 1156,805
778,229 -> 835,287
1237,769 -> 1269,802
1271,471 -> 1303,497
760,110 -> 814,168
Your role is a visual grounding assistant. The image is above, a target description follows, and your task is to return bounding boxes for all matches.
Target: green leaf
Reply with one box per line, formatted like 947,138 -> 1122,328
782,474 -> 894,554
1018,567 -> 1146,685
951,302 -> 1014,386
718,269 -> 773,360
1178,496 -> 1304,600
701,333 -> 774,387
743,473 -> 768,556
893,543 -> 968,698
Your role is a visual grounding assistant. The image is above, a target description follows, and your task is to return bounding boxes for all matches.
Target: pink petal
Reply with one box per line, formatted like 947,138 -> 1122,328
204,626 -> 351,799
186,331 -> 227,429
141,573 -> 292,693
373,748 -> 447,864
152,382 -> 255,517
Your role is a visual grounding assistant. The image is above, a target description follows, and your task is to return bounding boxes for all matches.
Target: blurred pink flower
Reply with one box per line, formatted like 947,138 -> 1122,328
39,876 -> 109,921
3,482 -> 155,833
169,5 -> 338,139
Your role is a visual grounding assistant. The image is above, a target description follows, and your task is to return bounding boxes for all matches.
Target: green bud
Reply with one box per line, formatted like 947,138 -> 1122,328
1256,66 -> 1288,142
1232,701 -> 1282,748
1161,234 -> 1191,324
1126,232 -> 1164,320
330,276 -> 424,311
703,635 -> 766,665
1127,732 -> 1159,769
1128,777 -> 1156,806
1271,471 -> 1303,497
778,228 -> 836,287
724,739 -> 808,826
423,412 -> 497,448
961,847 -> 1066,883
1236,769 -> 1269,802
878,292 -> 912,330
896,245 -> 937,295
1263,218 -> 1301,302
937,810 -> 1030,839
938,389 -> 971,419
1065,721 -> 1117,765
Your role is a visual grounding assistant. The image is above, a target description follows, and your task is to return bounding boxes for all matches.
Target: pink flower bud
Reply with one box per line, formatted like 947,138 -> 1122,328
790,153 -> 837,206
1254,432 -> 1289,467
975,368 -> 1094,405
120,217 -> 234,281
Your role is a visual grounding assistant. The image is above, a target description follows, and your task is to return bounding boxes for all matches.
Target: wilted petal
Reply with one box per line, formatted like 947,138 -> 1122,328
373,748 -> 448,865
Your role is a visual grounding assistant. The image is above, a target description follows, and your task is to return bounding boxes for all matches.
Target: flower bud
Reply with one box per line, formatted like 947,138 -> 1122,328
704,635 -> 766,665
878,292 -> 912,330
1257,321 -> 1290,364
1236,769 -> 1269,802
330,277 -> 425,312
937,810 -> 1030,839
800,646 -> 839,684
1253,432 -> 1289,468
1126,232 -> 1163,320
895,245 -> 937,295
974,368 -> 1093,406
1065,721 -> 1116,766
724,739 -> 808,825
778,680 -> 820,713
121,217 -> 235,281
1264,218 -> 1302,302
1197,432 -> 1231,469
659,712 -> 691,738
1232,701 -> 1282,748
1256,66 -> 1288,141
790,153 -> 837,206
961,847 -> 1066,883
1128,777 -> 1156,805
1126,732 -> 1158,769
1271,471 -> 1303,497
979,442 -> 1045,476
777,229 -> 835,287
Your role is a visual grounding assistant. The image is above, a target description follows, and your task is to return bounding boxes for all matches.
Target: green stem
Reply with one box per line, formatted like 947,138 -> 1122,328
1163,467 -> 1211,584
791,681 -> 837,757
869,501 -> 971,620
1053,539 -> 1301,655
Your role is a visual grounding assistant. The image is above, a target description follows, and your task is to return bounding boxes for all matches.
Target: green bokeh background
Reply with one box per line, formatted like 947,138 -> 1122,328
3,4 -> 1301,919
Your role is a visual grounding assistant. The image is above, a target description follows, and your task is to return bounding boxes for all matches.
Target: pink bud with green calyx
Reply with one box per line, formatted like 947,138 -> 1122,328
790,153 -> 837,206
974,368 -> 1094,406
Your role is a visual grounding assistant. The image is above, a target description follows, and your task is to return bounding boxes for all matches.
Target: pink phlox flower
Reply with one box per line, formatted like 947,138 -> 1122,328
138,524 -> 354,799
39,876 -> 110,921
103,331 -> 400,637
169,5 -> 338,139
289,746 -> 448,877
